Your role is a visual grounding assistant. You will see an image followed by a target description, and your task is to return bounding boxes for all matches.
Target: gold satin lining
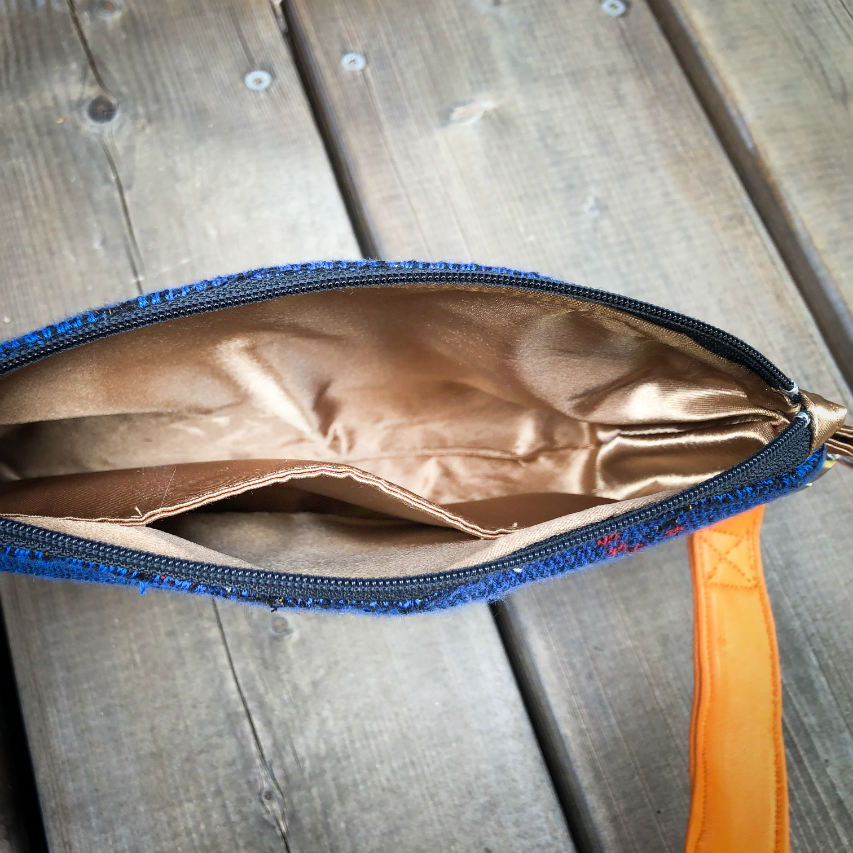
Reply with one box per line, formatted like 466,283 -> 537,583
800,389 -> 849,451
0,283 -> 804,576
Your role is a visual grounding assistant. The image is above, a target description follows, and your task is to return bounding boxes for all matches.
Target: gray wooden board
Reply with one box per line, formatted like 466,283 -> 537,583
0,0 -> 573,850
648,0 -> 853,387
284,0 -> 853,848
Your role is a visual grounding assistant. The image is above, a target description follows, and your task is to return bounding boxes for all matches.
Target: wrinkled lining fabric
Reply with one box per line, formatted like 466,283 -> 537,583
0,283 -> 797,576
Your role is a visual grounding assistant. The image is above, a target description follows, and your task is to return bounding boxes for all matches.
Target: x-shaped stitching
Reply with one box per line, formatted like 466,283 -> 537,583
699,528 -> 758,587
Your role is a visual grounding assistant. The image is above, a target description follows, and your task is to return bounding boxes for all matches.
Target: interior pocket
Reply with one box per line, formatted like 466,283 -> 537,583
0,460 -> 535,538
0,458 -> 620,538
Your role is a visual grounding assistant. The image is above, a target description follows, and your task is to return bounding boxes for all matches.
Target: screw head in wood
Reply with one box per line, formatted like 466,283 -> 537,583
341,52 -> 366,72
95,0 -> 120,16
87,95 -> 118,123
601,0 -> 628,16
244,70 -> 272,91
270,615 -> 292,635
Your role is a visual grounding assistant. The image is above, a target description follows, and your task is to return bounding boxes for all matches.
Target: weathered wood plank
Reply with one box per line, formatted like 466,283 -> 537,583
648,0 -> 853,386
0,1 -> 572,850
284,0 -> 853,848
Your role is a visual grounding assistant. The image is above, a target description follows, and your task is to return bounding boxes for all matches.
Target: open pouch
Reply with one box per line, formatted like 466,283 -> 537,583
0,260 -> 849,606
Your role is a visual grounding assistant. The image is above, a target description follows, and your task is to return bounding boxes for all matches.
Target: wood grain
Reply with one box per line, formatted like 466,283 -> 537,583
0,1 -> 572,850
648,0 -> 853,387
284,0 -> 853,848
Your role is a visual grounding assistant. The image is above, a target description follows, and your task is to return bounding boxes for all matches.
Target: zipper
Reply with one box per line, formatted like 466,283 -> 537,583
0,411 -> 815,604
0,261 -> 799,395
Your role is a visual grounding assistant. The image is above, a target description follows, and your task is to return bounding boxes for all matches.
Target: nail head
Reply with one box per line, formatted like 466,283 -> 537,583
87,95 -> 118,123
244,70 -> 272,91
341,52 -> 366,72
95,0 -> 120,16
271,615 -> 291,635
601,0 -> 628,16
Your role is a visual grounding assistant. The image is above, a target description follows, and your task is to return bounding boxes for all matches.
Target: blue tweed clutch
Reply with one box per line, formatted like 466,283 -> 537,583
0,262 -> 849,613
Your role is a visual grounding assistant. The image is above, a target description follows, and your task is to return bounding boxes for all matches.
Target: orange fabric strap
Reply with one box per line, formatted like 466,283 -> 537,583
686,506 -> 790,853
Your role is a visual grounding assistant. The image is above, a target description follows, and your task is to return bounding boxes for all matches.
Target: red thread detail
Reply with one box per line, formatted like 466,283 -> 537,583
606,540 -> 645,556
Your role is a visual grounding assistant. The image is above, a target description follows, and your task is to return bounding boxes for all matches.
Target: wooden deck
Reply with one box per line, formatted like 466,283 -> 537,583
0,1 -> 850,850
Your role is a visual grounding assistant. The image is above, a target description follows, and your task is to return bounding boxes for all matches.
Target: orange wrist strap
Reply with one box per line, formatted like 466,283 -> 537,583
686,506 -> 790,853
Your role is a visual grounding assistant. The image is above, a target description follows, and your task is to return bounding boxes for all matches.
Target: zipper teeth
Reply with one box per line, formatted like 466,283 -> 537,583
0,267 -> 795,391
1,413 -> 811,600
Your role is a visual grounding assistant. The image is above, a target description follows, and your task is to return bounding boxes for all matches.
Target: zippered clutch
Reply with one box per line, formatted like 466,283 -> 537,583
1,261 -> 850,851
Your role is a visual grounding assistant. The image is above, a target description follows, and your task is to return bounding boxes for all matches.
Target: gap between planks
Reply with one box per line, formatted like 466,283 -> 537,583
0,599 -> 47,853
277,0 -> 380,259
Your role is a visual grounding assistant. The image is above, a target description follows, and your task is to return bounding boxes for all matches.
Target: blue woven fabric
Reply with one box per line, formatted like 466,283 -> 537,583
0,261 -> 555,368
0,447 -> 825,614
